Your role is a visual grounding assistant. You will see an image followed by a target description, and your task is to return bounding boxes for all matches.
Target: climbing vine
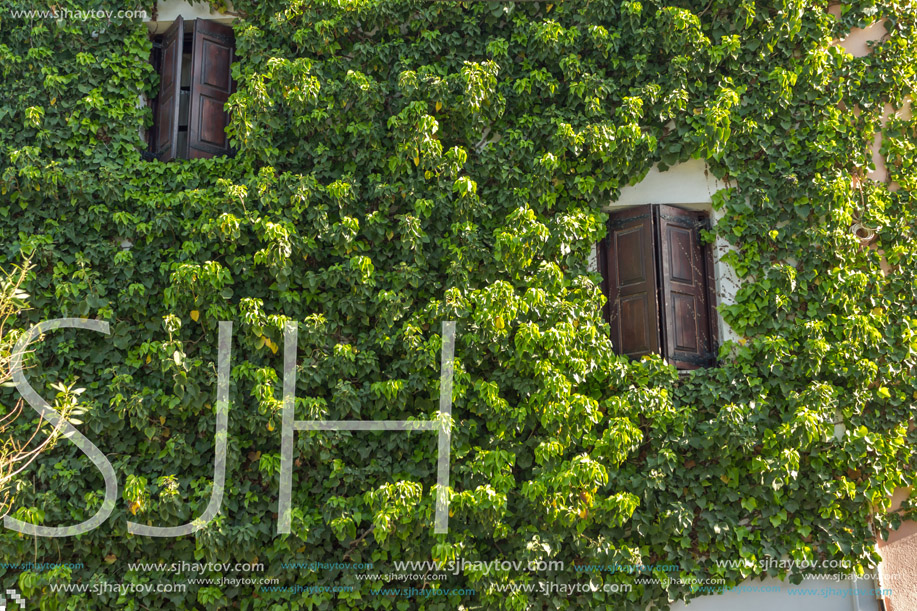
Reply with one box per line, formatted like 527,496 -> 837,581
1,0 -> 916,609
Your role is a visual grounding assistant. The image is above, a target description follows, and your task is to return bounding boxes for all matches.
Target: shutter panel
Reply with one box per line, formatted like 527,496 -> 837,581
656,205 -> 716,369
155,16 -> 183,161
188,19 -> 234,159
603,205 -> 661,359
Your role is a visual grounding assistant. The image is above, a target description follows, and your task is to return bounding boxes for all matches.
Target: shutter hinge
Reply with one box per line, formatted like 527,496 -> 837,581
607,213 -> 651,227
658,212 -> 709,230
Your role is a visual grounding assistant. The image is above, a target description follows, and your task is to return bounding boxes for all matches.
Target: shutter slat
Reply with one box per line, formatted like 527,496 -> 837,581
603,206 -> 661,358
188,19 -> 234,159
154,16 -> 183,161
656,205 -> 716,369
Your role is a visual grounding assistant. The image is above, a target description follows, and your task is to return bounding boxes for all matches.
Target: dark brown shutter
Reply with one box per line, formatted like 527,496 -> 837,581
188,19 -> 234,159
603,205 -> 661,359
656,205 -> 716,369
155,16 -> 183,161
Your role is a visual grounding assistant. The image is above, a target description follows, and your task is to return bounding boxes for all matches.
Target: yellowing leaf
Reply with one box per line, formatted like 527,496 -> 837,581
265,338 -> 278,354
267,420 -> 275,432
495,316 -> 505,330
159,416 -> 166,425
413,156 -> 420,166
435,101 -> 442,111
50,97 -> 56,106
145,355 -> 151,364
190,310 -> 200,322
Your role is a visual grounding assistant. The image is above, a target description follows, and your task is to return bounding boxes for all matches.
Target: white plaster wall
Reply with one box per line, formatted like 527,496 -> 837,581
145,0 -> 236,34
605,158 -> 741,346
588,243 -> 598,274
612,159 -> 728,208
668,576 -> 879,611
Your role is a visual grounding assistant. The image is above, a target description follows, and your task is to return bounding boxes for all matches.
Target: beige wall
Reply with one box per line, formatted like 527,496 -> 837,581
833,15 -> 913,187
877,488 -> 917,611
836,16 -> 917,611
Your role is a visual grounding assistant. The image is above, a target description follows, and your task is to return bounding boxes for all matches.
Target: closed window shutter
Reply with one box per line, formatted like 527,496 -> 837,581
188,19 -> 234,159
603,205 -> 661,358
656,205 -> 716,369
155,16 -> 183,161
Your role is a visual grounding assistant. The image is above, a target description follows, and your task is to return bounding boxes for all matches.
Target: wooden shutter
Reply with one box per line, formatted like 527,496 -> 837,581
155,16 -> 183,161
603,205 -> 661,359
188,19 -> 234,159
656,205 -> 716,369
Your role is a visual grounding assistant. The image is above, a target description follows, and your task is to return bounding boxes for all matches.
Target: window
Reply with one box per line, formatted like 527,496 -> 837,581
599,204 -> 718,369
147,17 -> 235,161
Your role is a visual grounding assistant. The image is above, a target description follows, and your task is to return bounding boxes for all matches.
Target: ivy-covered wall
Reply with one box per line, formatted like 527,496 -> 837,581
1,0 -> 916,609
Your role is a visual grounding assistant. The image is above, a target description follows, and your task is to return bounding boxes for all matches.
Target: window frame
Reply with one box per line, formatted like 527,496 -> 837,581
145,17 -> 235,161
598,203 -> 719,370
